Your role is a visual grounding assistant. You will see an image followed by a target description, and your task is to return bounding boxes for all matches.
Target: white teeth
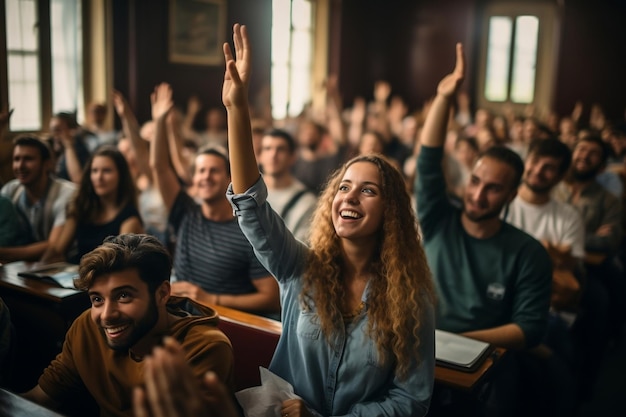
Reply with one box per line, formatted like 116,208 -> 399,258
105,324 -> 129,334
341,210 -> 362,219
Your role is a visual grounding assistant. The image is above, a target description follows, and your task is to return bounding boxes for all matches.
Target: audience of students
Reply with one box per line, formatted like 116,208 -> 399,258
0,15 -> 624,417
225,24 -> 436,416
22,234 -> 234,416
0,136 -> 76,263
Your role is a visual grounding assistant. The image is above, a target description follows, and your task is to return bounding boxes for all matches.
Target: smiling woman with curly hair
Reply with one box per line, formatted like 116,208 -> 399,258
217,24 -> 436,417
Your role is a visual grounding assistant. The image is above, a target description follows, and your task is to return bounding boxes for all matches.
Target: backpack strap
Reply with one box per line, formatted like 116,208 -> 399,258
280,189 -> 309,220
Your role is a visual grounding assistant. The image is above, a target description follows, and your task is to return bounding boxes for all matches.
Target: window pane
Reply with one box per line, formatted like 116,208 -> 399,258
291,0 -> 311,30
288,29 -> 311,117
484,16 -> 512,102
271,0 -> 313,120
5,0 -> 40,131
8,54 -> 41,131
288,68 -> 309,118
510,15 -> 539,104
6,0 -> 38,51
272,0 -> 291,65
272,65 -> 289,120
50,0 -> 83,115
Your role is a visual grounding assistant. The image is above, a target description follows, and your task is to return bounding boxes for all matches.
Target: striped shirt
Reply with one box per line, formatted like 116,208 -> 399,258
170,192 -> 270,294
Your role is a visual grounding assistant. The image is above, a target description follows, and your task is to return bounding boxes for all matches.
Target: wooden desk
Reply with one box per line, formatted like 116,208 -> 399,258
0,262 -> 89,392
0,388 -> 65,417
435,348 -> 505,391
206,302 -> 503,392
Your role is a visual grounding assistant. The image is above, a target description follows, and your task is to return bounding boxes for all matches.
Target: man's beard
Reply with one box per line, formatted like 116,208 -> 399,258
462,203 -> 503,222
103,295 -> 159,352
570,166 -> 601,182
523,179 -> 554,194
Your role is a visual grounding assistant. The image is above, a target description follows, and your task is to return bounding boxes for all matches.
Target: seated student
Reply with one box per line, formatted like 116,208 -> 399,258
150,84 -> 278,317
48,112 -> 95,183
43,146 -> 144,264
22,234 -> 234,416
0,136 -> 76,263
553,134 -> 625,360
505,138 -> 584,276
258,129 -> 317,243
415,44 -> 553,416
225,24 -> 435,416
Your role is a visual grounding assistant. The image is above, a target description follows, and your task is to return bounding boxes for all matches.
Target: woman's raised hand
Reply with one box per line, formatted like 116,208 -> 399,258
222,23 -> 251,108
436,43 -> 465,98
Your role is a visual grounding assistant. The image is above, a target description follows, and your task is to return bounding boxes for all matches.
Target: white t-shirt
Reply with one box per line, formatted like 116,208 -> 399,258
266,179 -> 317,243
504,196 -> 585,259
1,177 -> 76,242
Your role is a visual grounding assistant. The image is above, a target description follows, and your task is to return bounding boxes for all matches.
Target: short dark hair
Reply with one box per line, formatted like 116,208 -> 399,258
479,145 -> 525,189
52,112 -> 79,129
455,135 -> 479,152
265,128 -> 297,153
76,234 -> 172,292
194,146 -> 231,176
13,135 -> 52,161
527,138 -> 572,176
576,134 -> 610,165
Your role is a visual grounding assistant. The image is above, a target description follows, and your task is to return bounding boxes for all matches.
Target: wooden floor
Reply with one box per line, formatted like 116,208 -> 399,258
577,326 -> 626,417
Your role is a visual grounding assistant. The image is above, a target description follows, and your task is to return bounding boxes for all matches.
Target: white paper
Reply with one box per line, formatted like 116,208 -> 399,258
235,367 -> 301,417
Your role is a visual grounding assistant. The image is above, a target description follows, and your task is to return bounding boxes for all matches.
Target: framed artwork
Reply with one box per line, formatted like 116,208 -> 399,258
168,0 -> 226,65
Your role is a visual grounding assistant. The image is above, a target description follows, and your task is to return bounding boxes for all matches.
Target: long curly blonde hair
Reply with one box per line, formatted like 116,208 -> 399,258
301,154 -> 435,379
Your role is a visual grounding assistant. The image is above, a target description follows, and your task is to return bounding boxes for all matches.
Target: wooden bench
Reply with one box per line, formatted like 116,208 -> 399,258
208,304 -> 281,390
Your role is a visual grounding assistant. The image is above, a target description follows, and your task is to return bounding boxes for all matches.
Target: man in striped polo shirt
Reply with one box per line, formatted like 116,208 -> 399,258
150,83 -> 279,318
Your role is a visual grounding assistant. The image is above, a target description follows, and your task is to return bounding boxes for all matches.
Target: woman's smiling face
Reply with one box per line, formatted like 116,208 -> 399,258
332,161 -> 384,242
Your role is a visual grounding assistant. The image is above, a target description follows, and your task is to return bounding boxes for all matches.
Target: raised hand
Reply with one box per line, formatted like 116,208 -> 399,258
112,90 -> 128,117
436,43 -> 465,98
222,23 -> 251,108
374,80 -> 391,103
187,96 -> 202,116
151,83 -> 174,121
0,108 -> 13,130
133,337 -> 239,417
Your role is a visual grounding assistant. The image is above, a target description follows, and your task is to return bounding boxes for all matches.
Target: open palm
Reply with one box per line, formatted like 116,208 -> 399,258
222,24 -> 251,108
437,43 -> 465,98
151,83 -> 173,121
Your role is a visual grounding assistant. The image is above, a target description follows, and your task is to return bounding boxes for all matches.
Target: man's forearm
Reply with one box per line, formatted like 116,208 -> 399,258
0,241 -> 48,263
461,323 -> 526,350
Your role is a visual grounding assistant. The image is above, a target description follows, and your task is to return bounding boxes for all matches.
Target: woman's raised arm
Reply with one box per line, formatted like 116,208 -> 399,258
222,23 -> 259,193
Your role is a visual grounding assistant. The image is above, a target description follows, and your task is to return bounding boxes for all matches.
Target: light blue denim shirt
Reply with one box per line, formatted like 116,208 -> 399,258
227,177 -> 435,417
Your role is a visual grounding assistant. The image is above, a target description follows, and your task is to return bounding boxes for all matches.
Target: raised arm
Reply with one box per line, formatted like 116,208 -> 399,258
324,75 -> 347,147
222,24 -> 258,194
149,83 -> 181,211
166,109 -> 193,186
112,90 -> 151,177
420,43 -> 465,148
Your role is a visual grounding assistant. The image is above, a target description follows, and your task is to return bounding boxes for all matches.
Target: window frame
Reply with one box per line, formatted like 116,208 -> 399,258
477,1 -> 560,117
0,0 -> 110,135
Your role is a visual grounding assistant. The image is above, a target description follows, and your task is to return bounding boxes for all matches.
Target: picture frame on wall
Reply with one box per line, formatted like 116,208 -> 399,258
168,0 -> 226,65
